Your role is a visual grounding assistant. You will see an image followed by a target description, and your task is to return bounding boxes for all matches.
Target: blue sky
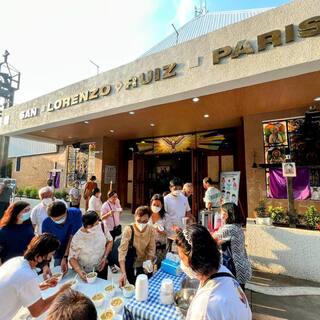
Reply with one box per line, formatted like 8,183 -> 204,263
1,0 -> 292,103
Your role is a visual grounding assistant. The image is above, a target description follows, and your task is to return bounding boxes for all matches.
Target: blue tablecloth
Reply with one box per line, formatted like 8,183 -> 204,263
124,270 -> 186,320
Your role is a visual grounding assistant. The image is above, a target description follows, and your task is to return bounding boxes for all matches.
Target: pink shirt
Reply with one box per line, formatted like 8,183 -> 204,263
101,199 -> 122,231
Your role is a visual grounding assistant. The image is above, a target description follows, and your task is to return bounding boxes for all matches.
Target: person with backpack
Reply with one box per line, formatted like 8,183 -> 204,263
118,206 -> 155,286
69,211 -> 113,280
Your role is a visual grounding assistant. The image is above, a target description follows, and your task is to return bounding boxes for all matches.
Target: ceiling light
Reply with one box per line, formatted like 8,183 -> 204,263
84,121 -> 89,124
109,129 -> 115,133
129,111 -> 135,115
68,136 -> 73,139
41,130 -> 46,133
204,114 -> 210,118
150,123 -> 155,127
314,97 -> 320,101
192,97 -> 200,103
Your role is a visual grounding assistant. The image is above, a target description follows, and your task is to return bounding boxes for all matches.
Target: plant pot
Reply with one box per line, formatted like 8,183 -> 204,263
256,217 -> 272,226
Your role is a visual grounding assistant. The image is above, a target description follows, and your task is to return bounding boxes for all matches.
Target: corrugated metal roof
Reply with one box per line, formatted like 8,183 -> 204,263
8,137 -> 57,158
142,8 -> 272,57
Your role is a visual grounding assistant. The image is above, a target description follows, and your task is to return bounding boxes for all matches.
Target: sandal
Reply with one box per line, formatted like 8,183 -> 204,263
111,265 -> 118,273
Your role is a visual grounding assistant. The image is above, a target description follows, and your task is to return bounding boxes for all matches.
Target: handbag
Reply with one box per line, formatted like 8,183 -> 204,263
125,225 -> 137,271
222,240 -> 237,277
107,202 -> 122,238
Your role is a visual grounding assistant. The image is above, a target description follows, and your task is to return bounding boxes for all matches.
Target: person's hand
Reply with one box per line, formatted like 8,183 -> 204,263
61,257 -> 68,275
42,264 -> 52,280
39,277 -> 58,290
59,281 -> 73,293
171,225 -> 181,233
97,258 -> 107,272
119,273 -> 127,287
77,270 -> 88,282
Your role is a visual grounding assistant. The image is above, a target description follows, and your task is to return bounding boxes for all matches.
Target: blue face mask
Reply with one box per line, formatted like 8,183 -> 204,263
22,211 -> 31,222
52,216 -> 66,224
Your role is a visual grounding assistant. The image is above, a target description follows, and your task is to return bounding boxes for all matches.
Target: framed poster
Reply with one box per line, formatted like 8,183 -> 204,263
220,171 -> 240,205
104,165 -> 117,184
282,162 -> 296,177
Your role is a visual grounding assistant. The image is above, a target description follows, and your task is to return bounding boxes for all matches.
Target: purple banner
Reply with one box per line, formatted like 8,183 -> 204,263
269,168 -> 311,200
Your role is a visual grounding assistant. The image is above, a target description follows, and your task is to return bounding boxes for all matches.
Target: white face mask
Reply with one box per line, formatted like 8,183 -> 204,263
42,198 -> 53,207
151,205 -> 161,214
136,221 -> 147,232
180,261 -> 198,279
52,216 -> 66,225
172,190 -> 181,196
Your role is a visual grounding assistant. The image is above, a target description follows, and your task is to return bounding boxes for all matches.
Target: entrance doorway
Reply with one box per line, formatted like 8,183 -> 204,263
132,152 -> 191,209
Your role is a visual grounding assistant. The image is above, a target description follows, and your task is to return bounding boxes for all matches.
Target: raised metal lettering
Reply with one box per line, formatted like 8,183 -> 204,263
212,46 -> 232,65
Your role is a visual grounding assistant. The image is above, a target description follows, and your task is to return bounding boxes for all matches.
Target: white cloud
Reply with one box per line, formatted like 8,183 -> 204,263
173,0 -> 196,27
0,0 -> 161,104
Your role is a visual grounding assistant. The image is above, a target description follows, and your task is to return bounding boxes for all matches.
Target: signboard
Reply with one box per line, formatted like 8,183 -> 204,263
282,162 -> 297,177
220,171 -> 240,205
104,165 -> 117,184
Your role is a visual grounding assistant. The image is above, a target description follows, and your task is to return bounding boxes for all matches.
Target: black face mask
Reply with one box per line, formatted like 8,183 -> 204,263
36,258 -> 52,269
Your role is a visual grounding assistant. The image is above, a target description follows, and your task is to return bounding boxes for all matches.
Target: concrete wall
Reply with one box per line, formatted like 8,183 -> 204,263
246,220 -> 320,282
11,146 -> 67,189
244,107 -> 320,217
1,0 -> 320,137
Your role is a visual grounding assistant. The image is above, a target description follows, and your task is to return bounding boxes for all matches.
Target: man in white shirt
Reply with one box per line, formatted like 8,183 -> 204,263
31,187 -> 54,235
0,233 -> 71,320
164,178 -> 192,238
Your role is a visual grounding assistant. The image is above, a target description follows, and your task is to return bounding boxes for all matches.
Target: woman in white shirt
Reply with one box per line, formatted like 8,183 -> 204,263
149,194 -> 167,267
87,188 -> 102,214
69,211 -> 113,280
175,225 -> 252,320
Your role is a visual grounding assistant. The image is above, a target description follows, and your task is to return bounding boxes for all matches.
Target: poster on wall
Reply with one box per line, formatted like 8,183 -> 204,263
263,121 -> 287,146
282,162 -> 297,177
104,165 -> 117,185
220,171 -> 240,205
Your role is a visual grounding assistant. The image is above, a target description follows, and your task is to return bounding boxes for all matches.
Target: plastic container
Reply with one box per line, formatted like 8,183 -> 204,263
161,258 -> 181,276
160,279 -> 174,305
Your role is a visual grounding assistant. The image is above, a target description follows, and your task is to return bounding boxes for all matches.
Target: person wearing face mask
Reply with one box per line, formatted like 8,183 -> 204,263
101,190 -> 123,273
213,203 -> 252,290
69,211 -> 113,281
175,225 -> 252,320
149,194 -> 167,267
42,201 -> 82,274
88,187 -> 102,215
0,233 -> 72,320
31,187 -> 54,235
164,178 -> 192,240
118,206 -> 156,286
0,201 -> 34,265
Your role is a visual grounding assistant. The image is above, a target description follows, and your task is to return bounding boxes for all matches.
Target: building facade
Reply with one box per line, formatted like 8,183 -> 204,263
1,0 -> 320,217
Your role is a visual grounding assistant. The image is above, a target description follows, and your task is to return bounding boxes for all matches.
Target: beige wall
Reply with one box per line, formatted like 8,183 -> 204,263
11,146 -> 67,189
244,108 -> 320,217
1,0 -> 320,138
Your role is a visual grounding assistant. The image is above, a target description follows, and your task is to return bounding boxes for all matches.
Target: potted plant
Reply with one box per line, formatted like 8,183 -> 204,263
255,200 -> 272,225
304,205 -> 320,231
268,206 -> 289,227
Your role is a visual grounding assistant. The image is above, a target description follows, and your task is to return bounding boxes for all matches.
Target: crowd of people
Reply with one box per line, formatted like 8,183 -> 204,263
0,175 -> 252,320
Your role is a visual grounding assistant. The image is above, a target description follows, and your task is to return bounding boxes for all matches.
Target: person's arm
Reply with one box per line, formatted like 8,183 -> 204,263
97,239 -> 113,272
69,258 -> 87,281
61,235 -> 72,274
28,282 -> 72,318
118,226 -> 131,286
100,202 -> 113,220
